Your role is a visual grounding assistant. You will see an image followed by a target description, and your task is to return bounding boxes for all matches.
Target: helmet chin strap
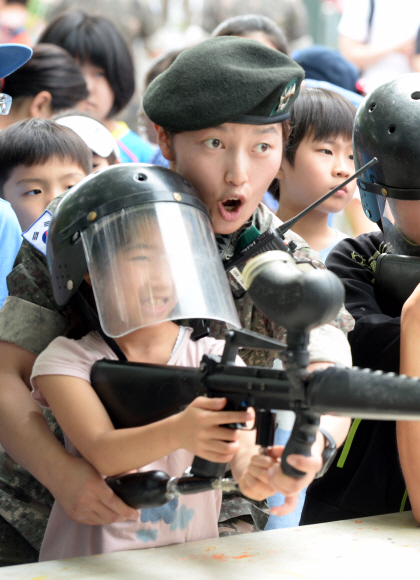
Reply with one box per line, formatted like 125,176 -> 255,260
73,291 -> 127,362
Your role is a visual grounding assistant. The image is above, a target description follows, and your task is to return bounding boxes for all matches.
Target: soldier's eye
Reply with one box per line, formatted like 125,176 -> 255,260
25,189 -> 42,196
204,139 -> 223,149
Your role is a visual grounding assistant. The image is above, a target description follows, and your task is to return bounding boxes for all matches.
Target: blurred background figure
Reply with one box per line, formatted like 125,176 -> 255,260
47,0 -> 160,47
54,112 -> 120,172
202,0 -> 311,51
0,0 -> 31,45
0,42 -> 87,129
338,0 -> 420,94
212,12 -> 289,53
140,48 -> 183,149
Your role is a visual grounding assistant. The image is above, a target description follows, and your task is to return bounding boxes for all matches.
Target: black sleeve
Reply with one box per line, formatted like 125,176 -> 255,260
326,232 -> 400,373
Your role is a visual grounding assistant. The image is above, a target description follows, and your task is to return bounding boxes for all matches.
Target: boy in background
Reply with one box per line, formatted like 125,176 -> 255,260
0,117 -> 91,231
275,88 -> 357,262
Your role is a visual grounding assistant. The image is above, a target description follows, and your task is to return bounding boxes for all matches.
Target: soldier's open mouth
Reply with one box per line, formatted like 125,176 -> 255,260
222,198 -> 241,212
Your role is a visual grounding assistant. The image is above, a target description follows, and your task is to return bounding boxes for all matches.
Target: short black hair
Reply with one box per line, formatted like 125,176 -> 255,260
0,118 -> 92,195
284,88 -> 356,166
212,14 -> 289,55
38,10 -> 135,117
3,43 -> 88,112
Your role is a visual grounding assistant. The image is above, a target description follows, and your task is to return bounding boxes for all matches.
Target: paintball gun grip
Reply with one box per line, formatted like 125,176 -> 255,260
281,410 -> 320,478
106,470 -> 170,509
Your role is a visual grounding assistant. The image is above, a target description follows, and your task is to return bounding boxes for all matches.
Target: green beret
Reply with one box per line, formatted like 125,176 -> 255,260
143,36 -> 305,132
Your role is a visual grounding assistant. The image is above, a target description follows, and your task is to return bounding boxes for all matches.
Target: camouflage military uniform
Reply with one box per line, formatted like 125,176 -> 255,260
201,0 -> 309,45
0,197 -> 354,552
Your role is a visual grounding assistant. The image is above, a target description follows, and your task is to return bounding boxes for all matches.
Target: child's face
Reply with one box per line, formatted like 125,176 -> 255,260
279,134 -> 356,215
158,122 -> 283,235
91,153 -> 111,172
386,199 -> 420,245
102,223 -> 177,333
3,157 -> 87,231
77,62 -> 114,122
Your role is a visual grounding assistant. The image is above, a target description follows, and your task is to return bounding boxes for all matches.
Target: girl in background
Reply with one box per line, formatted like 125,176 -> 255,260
39,10 -> 154,164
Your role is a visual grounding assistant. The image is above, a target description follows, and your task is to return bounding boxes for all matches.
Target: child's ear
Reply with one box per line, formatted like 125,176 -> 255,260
29,91 -> 53,119
155,125 -> 175,162
276,165 -> 286,180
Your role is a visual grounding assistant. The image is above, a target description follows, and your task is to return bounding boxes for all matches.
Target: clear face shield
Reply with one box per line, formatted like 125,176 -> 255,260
376,195 -> 420,256
81,202 -> 241,337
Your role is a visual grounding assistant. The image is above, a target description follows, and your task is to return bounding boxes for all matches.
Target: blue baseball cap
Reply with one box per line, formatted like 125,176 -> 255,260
293,45 -> 359,94
0,43 -> 32,79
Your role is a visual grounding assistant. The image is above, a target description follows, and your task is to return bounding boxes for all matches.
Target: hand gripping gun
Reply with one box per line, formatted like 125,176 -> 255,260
90,250 -> 420,509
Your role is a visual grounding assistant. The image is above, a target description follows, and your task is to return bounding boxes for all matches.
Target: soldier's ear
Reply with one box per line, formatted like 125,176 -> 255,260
155,125 -> 175,162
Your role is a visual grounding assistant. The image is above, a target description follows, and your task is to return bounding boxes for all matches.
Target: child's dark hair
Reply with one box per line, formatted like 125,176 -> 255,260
0,118 -> 92,195
284,88 -> 356,167
212,14 -> 289,55
38,10 -> 135,117
2,43 -> 88,111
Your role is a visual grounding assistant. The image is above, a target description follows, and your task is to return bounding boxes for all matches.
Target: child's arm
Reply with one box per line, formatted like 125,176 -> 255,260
35,374 -> 252,476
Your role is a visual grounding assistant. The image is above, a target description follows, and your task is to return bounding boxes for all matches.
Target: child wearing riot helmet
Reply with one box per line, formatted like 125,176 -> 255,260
30,164 -> 272,560
275,88 -> 357,261
0,118 -> 91,231
300,73 -> 420,526
0,36 -> 352,560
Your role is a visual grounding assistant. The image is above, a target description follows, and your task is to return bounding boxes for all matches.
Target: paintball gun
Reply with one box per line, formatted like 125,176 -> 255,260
91,249 -> 420,509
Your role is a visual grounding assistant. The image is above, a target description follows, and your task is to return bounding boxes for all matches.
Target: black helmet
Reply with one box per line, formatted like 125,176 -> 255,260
48,163 -> 208,306
47,163 -> 240,337
354,73 -> 420,223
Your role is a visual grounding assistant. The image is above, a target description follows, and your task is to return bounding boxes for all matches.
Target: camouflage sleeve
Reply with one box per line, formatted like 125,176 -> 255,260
0,297 -> 69,355
0,221 -> 71,353
307,324 -> 352,367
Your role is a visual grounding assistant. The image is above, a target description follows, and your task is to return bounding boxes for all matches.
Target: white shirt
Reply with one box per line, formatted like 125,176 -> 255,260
339,0 -> 420,91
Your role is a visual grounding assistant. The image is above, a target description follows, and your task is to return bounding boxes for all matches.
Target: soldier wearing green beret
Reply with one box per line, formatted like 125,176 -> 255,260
0,36 -> 353,562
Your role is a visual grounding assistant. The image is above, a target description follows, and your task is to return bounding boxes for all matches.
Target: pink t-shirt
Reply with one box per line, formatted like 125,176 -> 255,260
31,327 -> 237,561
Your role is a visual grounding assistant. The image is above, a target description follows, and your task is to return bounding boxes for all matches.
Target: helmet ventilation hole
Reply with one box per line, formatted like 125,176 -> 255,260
369,102 -> 376,112
411,91 -> 420,100
135,173 -> 147,182
388,125 -> 396,134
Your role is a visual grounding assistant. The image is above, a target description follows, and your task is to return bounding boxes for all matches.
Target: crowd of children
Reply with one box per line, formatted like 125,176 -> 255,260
0,4 -> 418,571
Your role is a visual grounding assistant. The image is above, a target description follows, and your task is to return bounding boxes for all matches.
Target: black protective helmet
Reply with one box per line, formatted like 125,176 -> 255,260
354,73 -> 420,224
48,163 -> 241,337
48,163 -> 207,305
